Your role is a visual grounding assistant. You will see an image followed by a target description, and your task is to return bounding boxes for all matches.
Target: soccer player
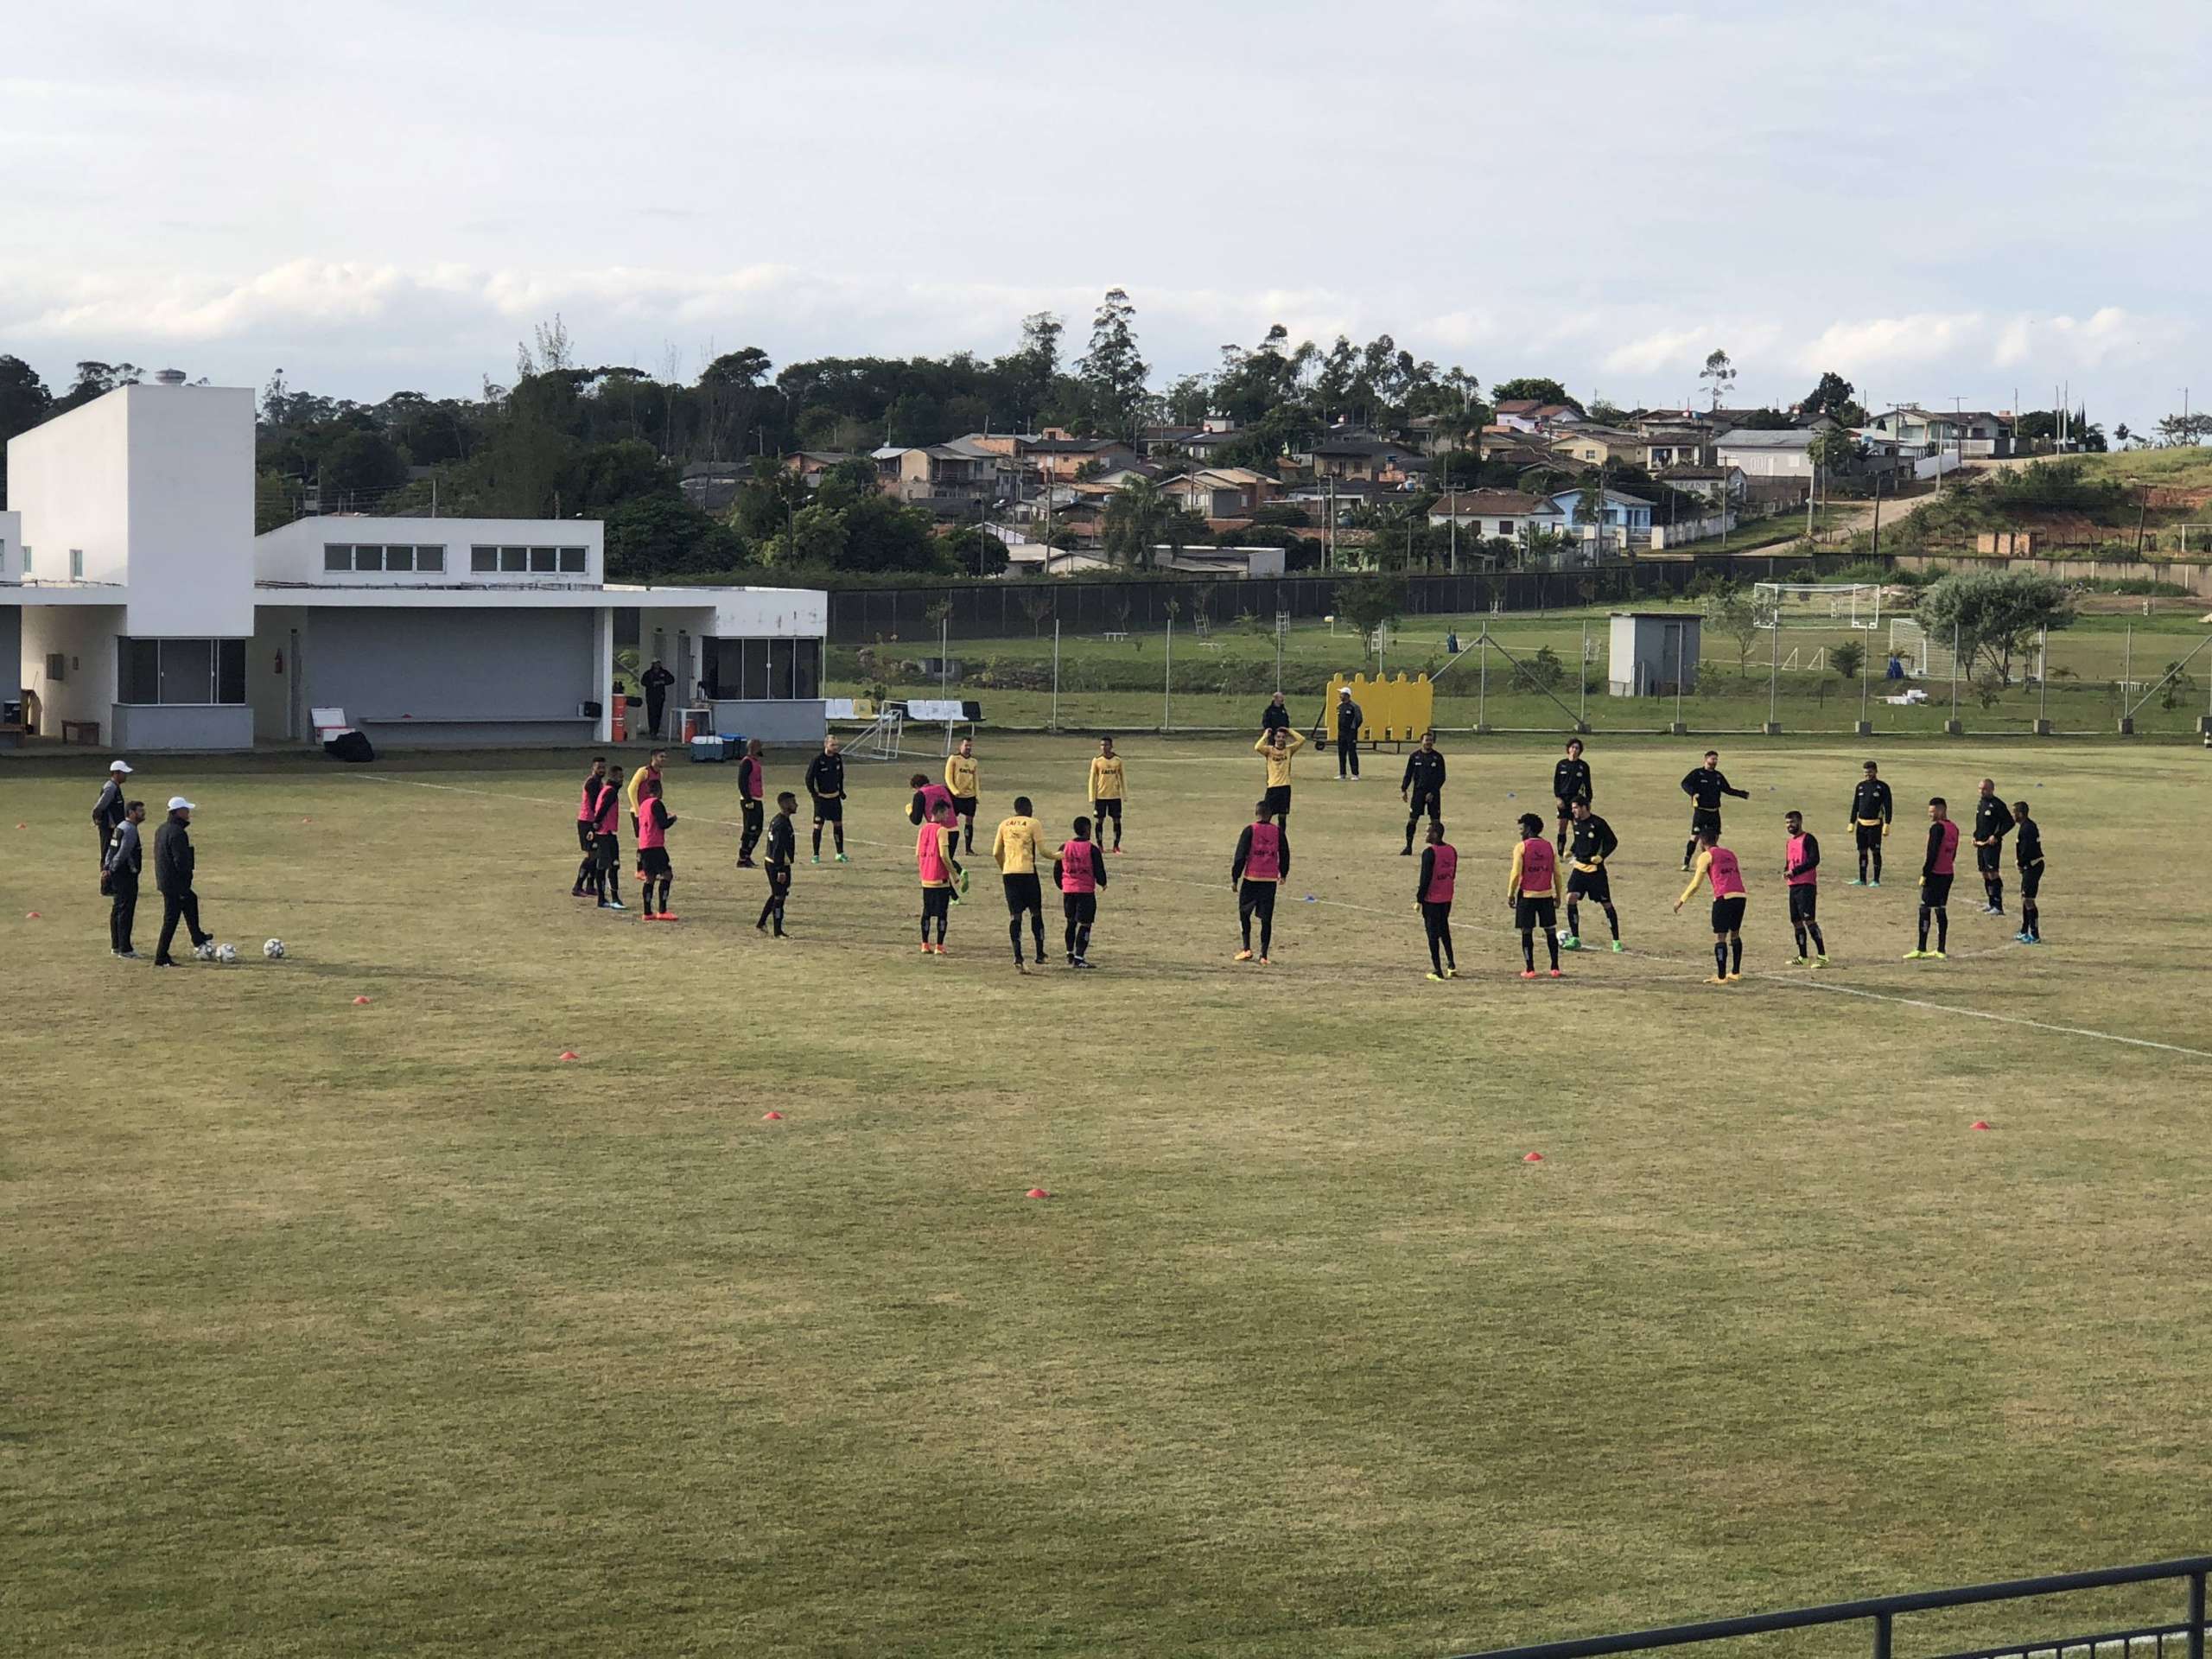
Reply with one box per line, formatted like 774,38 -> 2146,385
736,740 -> 766,868
1679,749 -> 1749,870
572,755 -> 607,896
151,796 -> 213,967
635,776 -> 678,919
1053,814 -> 1108,968
1333,685 -> 1363,779
1229,798 -> 1288,963
1552,738 -> 1592,854
1971,776 -> 2014,917
993,794 -> 1048,972
589,766 -> 626,910
1414,818 -> 1457,981
916,800 -> 962,956
1674,828 -> 1749,985
1087,736 -> 1127,853
945,737 -> 981,855
1505,810 -> 1564,979
1255,724 -> 1306,827
1904,796 -> 1960,961
104,798 -> 145,958
1846,760 -> 1891,886
1561,798 -> 1622,952
906,771 -> 955,827
1400,731 -> 1446,855
2012,800 -> 2045,944
92,759 -> 132,868
805,736 -> 848,864
756,791 -> 797,937
1782,810 -> 1827,966
625,748 -> 665,838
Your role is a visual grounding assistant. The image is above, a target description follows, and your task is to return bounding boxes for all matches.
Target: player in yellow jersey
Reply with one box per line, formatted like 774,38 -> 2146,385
1087,736 -> 1127,853
944,737 -> 981,855
1255,725 -> 1306,827
992,794 -> 1048,972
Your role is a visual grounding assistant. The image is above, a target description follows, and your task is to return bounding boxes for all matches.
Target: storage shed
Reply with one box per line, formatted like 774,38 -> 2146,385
1607,612 -> 1700,697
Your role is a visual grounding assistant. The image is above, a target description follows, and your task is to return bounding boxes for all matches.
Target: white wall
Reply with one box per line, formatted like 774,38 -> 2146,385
1716,447 -> 1813,478
123,385 -> 255,635
8,393 -> 131,588
256,516 -> 605,585
20,605 -> 123,737
0,509 -> 20,579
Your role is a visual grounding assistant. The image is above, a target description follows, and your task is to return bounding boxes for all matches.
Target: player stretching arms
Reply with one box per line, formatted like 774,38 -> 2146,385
1679,749 -> 1749,870
1414,819 -> 1458,981
945,737 -> 981,855
2012,801 -> 2045,944
1561,798 -> 1622,952
1255,725 -> 1306,827
1053,815 -> 1108,968
907,772 -> 954,826
1401,732 -> 1446,855
1904,797 -> 1960,962
1675,830 -> 1749,984
1230,798 -> 1288,963
1552,738 -> 1592,854
992,794 -> 1048,973
1782,810 -> 1827,966
805,736 -> 848,864
1971,777 -> 2014,917
1506,811 -> 1564,979
1846,760 -> 1891,885
756,791 -> 797,937
915,801 -> 963,956
1087,737 -> 1127,853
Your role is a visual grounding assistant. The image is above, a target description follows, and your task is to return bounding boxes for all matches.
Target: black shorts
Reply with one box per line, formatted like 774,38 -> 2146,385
1709,894 -> 1747,934
1555,794 -> 1589,816
1921,874 -> 1955,908
2018,860 -> 2043,899
1262,785 -> 1291,815
1689,806 -> 1723,837
1062,891 -> 1097,925
1855,822 -> 1885,853
1975,842 -> 2002,874
1515,896 -> 1558,931
1409,788 -> 1441,819
1093,797 -> 1122,822
576,821 -> 596,854
953,796 -> 978,820
1004,873 -> 1043,915
1788,884 -> 1818,923
766,866 -> 791,893
1567,867 -> 1611,904
812,796 -> 843,823
593,833 -> 620,870
639,848 -> 671,878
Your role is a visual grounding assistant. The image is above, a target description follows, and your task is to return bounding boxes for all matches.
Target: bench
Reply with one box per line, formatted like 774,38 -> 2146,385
60,719 -> 101,746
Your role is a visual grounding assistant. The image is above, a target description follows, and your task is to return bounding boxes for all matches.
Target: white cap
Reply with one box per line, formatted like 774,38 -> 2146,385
1338,685 -> 1351,695
168,796 -> 195,811
109,760 -> 133,773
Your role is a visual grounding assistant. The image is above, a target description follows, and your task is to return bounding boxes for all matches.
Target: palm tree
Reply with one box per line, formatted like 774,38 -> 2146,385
1103,477 -> 1171,569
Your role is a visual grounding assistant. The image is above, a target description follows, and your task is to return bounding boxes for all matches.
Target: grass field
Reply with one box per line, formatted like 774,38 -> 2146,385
840,607 -> 2212,737
7,734 -> 2212,1657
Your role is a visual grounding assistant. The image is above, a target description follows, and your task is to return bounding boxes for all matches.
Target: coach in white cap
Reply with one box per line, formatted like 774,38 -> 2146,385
92,760 -> 133,866
152,796 -> 212,968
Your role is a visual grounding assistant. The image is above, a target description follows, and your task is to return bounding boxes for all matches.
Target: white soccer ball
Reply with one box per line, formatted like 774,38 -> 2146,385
216,943 -> 238,964
194,941 -> 217,962
263,938 -> 286,960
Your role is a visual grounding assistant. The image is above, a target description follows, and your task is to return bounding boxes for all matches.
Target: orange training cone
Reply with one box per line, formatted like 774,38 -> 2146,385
25,911 -> 39,919
352,995 -> 372,1005
1970,1120 -> 1992,1131
762,1110 -> 783,1121
1522,1152 -> 1544,1163
1024,1186 -> 1052,1199
558,1050 -> 581,1062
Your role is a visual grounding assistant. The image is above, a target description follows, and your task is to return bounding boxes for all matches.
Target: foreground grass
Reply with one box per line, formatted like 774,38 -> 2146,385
4,736 -> 2209,1657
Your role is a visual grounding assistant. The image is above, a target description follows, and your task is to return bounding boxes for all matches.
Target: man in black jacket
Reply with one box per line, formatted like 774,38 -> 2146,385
104,799 -> 146,958
1551,739 -> 1592,853
152,796 -> 212,967
804,736 -> 847,863
639,659 -> 677,740
1260,691 -> 1291,736
1971,777 -> 2014,916
92,760 -> 133,866
1846,760 -> 1892,886
1333,686 -> 1363,779
1679,749 -> 1750,870
1400,731 -> 1446,854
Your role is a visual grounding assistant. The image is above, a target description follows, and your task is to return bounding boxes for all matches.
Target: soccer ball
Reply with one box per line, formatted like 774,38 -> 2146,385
194,941 -> 217,962
215,943 -> 238,964
263,938 -> 286,960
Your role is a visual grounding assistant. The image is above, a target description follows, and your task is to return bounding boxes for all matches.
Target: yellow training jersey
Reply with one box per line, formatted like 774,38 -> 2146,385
1255,729 -> 1305,788
1089,754 -> 1126,801
992,815 -> 1043,874
624,767 -> 657,815
945,753 -> 979,797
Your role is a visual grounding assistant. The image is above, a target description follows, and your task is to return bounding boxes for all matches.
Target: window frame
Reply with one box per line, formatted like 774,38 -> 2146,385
116,637 -> 250,707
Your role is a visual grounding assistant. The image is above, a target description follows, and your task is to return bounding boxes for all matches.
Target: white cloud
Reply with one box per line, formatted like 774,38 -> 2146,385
1789,312 -> 1983,376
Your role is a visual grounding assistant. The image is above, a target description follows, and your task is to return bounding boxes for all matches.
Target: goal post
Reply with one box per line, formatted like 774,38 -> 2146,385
1751,582 -> 1885,631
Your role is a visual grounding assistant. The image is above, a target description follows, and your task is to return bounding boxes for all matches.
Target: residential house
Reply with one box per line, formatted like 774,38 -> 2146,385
1424,489 -> 1560,547
1547,425 -> 1647,468
1637,428 -> 1714,471
1545,486 -> 1654,553
1492,399 -> 1586,434
1860,408 -> 2013,460
1306,433 -> 1430,484
1712,424 -> 1836,480
785,450 -> 854,480
1657,465 -> 1746,505
1161,467 -> 1275,518
871,444 -> 998,516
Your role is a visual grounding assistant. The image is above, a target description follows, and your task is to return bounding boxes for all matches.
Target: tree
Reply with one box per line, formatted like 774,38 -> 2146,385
1808,427 -> 1866,477
1831,639 -> 1866,682
1338,570 -> 1407,653
1076,287 -> 1149,442
54,360 -> 142,414
942,524 -> 1009,576
2156,410 -> 2212,447
0,353 -> 54,499
1801,371 -> 1856,419
1512,645 -> 1566,693
1699,349 -> 1737,410
1102,477 -> 1171,569
320,429 -> 409,498
1700,579 -> 1767,671
1490,377 -> 1580,410
603,496 -> 749,581
1915,570 -> 2075,690
1018,587 -> 1056,637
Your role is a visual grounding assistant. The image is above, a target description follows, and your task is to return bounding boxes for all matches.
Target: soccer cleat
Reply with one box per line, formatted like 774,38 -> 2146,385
811,855 -> 821,866
1726,972 -> 1745,982
935,944 -> 950,957
1070,957 -> 1095,969
1869,880 -> 1881,887
2023,935 -> 2042,945
117,949 -> 140,959
1234,949 -> 1254,962
1015,961 -> 1029,975
1847,877 -> 1866,887
1548,967 -> 1563,978
1427,971 -> 1448,982
835,853 -> 849,863
1814,955 -> 1829,967
736,857 -> 756,869
920,943 -> 934,956
1903,949 -> 1929,960
1520,969 -> 1539,980
1443,966 -> 1458,978
1705,974 -> 1730,985
1255,956 -> 1269,966
1788,955 -> 1808,967
570,886 -> 588,898
1929,950 -> 1946,960
1609,939 -> 1625,953
1400,846 -> 1413,856
599,899 -> 627,911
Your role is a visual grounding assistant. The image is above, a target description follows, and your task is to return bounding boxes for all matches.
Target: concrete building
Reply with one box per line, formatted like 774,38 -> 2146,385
1713,426 -> 1826,479
4,380 -> 825,753
1607,612 -> 1700,697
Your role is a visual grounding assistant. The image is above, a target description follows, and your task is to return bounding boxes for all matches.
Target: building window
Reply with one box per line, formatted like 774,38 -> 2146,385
118,638 -> 247,705
325,544 -> 350,571
355,544 -> 385,572
386,544 -> 415,572
21,544 -> 30,574
500,546 -> 527,573
530,546 -> 556,573
558,546 -> 586,573
418,545 -> 446,572
703,637 -> 824,701
472,546 -> 498,572
70,549 -> 85,579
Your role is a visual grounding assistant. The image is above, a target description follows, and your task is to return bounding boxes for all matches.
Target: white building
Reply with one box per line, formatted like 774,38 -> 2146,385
3,380 -> 825,753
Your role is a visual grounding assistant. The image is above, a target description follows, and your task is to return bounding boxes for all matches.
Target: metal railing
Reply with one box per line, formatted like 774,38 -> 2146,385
1456,1557 -> 2209,1659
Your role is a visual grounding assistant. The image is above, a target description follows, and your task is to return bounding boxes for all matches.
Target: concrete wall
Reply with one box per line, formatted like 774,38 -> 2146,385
110,703 -> 253,751
19,606 -> 122,736
122,385 -> 256,636
8,391 -> 130,587
301,605 -> 599,743
704,699 -> 829,746
255,515 -> 606,585
247,605 -> 309,743
0,508 -> 20,579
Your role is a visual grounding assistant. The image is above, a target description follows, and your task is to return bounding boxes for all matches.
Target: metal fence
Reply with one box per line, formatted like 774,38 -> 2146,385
1457,1556 -> 2209,1659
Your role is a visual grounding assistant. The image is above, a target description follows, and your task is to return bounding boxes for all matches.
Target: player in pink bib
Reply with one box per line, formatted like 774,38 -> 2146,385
1675,828 -> 1748,983
1781,810 -> 1827,966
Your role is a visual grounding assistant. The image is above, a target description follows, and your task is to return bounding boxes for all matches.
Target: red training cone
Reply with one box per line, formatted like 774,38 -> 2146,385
762,1110 -> 783,1121
352,995 -> 372,1005
1970,1120 -> 1992,1131
558,1050 -> 581,1062
1522,1151 -> 1544,1163
1024,1186 -> 1052,1199
24,911 -> 40,919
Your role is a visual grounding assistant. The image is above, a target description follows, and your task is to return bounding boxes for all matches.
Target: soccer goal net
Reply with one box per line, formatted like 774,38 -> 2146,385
1751,582 -> 1884,630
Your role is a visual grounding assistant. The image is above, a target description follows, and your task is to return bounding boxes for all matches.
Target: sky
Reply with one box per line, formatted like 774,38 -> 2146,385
4,0 -> 2207,432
